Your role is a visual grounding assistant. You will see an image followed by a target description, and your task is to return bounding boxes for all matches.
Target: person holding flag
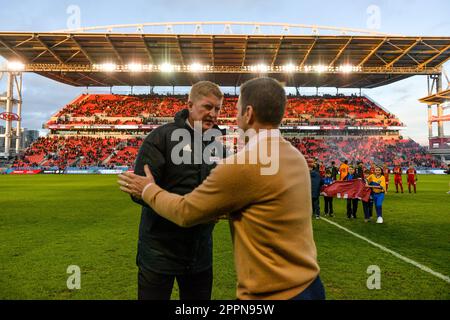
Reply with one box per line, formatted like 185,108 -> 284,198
362,169 -> 374,223
366,166 -> 386,224
344,166 -> 359,219
322,169 -> 334,217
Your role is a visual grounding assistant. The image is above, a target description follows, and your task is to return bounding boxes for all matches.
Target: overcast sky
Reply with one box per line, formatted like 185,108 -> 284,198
0,0 -> 449,145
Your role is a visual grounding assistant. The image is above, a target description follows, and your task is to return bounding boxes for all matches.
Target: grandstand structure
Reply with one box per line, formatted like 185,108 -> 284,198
0,22 -> 450,170
419,86 -> 450,159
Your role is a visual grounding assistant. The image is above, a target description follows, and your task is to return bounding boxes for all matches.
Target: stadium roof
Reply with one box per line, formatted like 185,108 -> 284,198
1,26 -> 449,88
419,88 -> 450,104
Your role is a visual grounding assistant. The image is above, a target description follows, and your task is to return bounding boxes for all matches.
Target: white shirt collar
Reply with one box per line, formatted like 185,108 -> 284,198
185,118 -> 194,130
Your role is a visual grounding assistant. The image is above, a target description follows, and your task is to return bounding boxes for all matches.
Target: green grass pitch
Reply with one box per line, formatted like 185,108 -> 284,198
1,174 -> 449,299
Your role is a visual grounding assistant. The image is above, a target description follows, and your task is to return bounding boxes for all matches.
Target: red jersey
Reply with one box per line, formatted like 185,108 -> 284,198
393,167 -> 402,177
383,168 -> 390,181
407,168 -> 417,179
319,165 -> 326,177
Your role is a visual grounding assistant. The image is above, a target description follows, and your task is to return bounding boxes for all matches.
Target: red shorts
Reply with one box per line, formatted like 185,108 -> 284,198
394,176 -> 402,183
407,177 -> 416,184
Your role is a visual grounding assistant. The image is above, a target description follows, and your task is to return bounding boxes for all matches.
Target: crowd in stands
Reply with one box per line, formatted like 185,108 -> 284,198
286,137 -> 442,168
11,93 -> 442,171
48,94 -> 403,127
12,135 -> 443,170
12,136 -> 124,169
108,138 -> 143,167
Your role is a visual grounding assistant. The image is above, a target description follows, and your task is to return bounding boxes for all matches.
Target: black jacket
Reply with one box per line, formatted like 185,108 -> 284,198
355,166 -> 364,179
132,109 -> 226,274
330,166 -> 339,181
310,170 -> 323,199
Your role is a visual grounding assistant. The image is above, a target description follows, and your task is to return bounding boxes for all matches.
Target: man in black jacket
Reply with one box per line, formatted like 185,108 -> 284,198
330,161 -> 339,181
132,81 -> 225,300
355,161 -> 364,179
308,158 -> 323,219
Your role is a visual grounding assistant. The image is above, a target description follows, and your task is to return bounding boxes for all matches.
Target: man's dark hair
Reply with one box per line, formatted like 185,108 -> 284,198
240,77 -> 286,125
331,161 -> 335,165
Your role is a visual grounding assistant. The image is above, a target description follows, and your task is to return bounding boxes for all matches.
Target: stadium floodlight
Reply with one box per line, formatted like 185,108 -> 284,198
338,64 -> 355,73
160,63 -> 174,72
250,64 -> 270,73
7,61 -> 25,71
282,64 -> 297,73
127,63 -> 144,72
313,65 -> 328,73
94,63 -> 117,72
188,63 -> 205,72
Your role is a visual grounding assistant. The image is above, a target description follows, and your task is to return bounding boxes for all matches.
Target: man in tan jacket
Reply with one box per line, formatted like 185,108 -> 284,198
119,77 -> 325,300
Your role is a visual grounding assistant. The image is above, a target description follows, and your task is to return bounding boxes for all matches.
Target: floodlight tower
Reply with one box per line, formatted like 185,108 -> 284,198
0,67 -> 23,159
419,70 -> 450,163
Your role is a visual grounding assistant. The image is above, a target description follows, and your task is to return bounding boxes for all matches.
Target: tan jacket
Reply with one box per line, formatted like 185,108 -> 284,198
142,134 -> 320,300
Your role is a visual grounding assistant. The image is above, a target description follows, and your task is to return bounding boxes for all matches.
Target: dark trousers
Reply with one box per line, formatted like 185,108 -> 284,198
346,198 -> 359,218
324,197 -> 333,215
290,276 -> 326,300
312,197 -> 320,216
138,267 -> 213,300
362,200 -> 373,219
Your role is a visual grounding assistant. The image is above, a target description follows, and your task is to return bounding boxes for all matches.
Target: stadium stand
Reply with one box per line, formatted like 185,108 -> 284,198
46,94 -> 403,127
11,93 -> 444,171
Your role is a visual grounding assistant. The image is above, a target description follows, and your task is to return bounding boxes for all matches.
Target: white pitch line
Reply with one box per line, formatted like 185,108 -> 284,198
321,217 -> 450,284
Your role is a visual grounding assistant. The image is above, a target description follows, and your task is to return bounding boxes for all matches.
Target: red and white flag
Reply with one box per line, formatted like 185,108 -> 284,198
321,179 -> 371,202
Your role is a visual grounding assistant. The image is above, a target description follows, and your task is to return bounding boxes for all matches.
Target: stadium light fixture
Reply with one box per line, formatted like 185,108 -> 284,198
127,63 -> 144,72
250,64 -> 270,73
282,64 -> 297,73
7,61 -> 25,71
338,64 -> 355,73
188,63 -> 205,72
93,63 -> 117,72
160,63 -> 174,72
313,65 -> 328,73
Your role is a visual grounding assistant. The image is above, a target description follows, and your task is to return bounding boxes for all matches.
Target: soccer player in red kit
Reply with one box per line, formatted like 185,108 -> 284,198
383,164 -> 390,192
407,164 -> 417,193
393,165 -> 403,193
